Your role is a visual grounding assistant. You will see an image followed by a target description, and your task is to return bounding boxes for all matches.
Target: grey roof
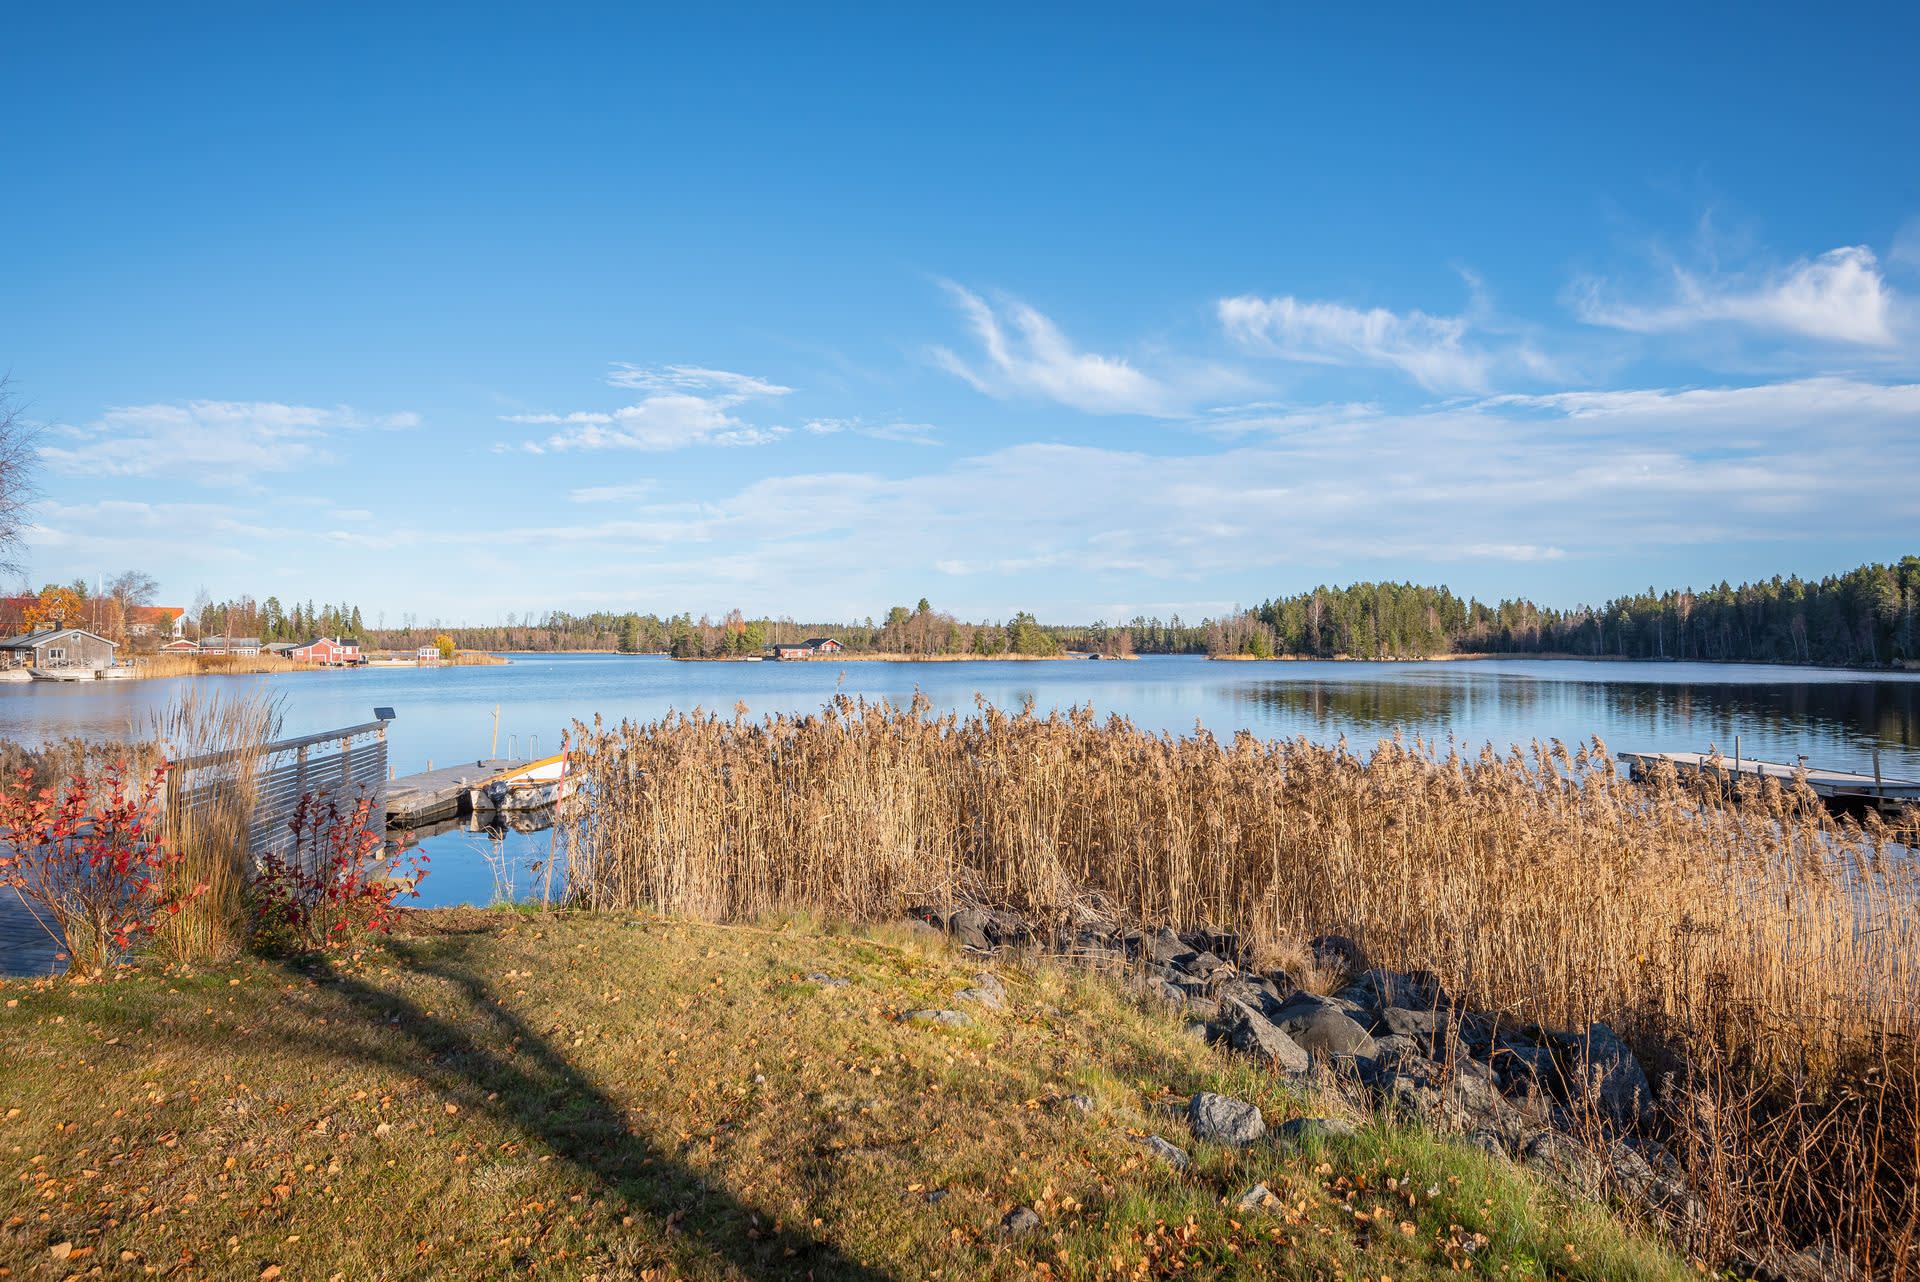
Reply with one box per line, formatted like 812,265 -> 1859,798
0,627 -> 118,651
201,636 -> 262,648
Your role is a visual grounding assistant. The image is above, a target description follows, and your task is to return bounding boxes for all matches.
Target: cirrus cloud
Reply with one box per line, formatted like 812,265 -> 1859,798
1572,245 -> 1896,346
1218,295 -> 1495,393
931,283 -> 1187,417
504,364 -> 792,452
38,400 -> 418,488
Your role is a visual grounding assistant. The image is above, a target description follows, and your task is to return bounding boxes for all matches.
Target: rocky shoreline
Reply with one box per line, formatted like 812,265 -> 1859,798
900,902 -> 1848,1282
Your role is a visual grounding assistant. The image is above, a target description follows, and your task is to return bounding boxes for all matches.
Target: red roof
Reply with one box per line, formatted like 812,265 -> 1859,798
129,606 -> 185,625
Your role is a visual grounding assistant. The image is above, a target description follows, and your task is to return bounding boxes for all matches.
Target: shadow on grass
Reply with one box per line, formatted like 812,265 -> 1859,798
211,935 -> 898,1281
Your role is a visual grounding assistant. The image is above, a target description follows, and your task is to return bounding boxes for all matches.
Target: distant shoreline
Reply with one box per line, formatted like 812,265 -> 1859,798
1207,651 -> 1920,673
671,651 -> 1141,664
1207,651 -> 1638,664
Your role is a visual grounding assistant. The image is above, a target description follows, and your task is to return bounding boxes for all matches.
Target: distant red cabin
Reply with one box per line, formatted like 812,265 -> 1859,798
769,637 -> 845,660
289,636 -> 362,666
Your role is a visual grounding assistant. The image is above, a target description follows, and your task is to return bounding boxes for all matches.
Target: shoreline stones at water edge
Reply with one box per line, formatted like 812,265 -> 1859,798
904,906 -> 1701,1236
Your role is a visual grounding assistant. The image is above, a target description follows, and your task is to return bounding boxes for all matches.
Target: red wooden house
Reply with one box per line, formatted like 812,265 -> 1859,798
289,636 -> 362,666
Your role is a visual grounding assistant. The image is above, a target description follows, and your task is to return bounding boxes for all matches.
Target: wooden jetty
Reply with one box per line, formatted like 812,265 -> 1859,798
1619,749 -> 1920,817
385,758 -> 519,827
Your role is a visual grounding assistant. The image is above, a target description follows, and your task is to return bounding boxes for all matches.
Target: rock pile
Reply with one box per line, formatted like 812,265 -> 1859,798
905,906 -> 1697,1223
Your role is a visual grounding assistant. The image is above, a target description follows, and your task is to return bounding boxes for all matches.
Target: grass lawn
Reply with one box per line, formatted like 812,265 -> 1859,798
0,911 -> 1697,1281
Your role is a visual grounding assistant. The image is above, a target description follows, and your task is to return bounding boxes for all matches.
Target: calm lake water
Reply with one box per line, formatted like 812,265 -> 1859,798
2,654 -> 1915,908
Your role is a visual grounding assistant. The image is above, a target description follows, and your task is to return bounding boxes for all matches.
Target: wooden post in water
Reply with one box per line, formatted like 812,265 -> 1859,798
1874,749 -> 1884,802
1734,735 -> 1741,782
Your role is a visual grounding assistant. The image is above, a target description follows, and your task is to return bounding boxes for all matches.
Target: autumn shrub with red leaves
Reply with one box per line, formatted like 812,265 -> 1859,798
0,761 -> 200,976
249,792 -> 426,953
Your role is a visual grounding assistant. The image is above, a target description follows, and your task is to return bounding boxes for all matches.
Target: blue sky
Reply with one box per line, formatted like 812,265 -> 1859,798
4,3 -> 1917,626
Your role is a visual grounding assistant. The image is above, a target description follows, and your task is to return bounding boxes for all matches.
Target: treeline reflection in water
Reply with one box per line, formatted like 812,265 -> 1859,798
1230,672 -> 1920,775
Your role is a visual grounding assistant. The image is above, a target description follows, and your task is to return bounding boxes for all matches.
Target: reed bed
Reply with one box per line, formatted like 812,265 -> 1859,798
133,653 -> 314,679
561,694 -> 1920,1275
149,689 -> 282,963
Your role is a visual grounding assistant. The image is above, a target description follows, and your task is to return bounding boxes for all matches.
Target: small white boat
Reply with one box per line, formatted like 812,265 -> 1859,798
28,667 -> 100,682
469,753 -> 574,812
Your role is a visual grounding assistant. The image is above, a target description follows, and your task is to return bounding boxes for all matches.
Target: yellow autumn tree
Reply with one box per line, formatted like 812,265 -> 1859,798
25,585 -> 85,630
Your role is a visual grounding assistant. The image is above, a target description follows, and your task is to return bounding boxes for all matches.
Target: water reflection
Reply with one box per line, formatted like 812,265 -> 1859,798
393,806 -> 562,907
1231,670 -> 1920,774
0,654 -> 1914,907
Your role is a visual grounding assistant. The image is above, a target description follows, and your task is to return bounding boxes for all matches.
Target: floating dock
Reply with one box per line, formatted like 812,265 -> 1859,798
1619,750 -> 1920,817
385,758 -> 519,827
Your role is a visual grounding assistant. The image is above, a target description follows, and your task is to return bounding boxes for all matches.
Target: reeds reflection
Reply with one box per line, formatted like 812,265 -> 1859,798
1231,669 -> 1920,775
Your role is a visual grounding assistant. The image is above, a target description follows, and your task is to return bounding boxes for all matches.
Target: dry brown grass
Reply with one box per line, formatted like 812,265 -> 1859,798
448,649 -> 508,666
149,689 -> 282,964
132,652 -> 317,678
0,913 -> 1694,1281
560,695 -> 1920,1276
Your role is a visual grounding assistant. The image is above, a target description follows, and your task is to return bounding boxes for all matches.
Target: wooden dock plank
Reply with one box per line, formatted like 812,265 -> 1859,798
386,758 -> 519,827
1620,750 -> 1920,792
1619,751 -> 1920,815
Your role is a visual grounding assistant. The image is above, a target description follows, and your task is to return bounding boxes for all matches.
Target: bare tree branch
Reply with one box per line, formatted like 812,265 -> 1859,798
0,375 -> 42,578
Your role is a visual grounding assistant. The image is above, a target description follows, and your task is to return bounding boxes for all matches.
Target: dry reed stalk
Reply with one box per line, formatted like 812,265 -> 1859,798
149,690 -> 282,964
558,695 -> 1920,1274
133,653 -> 316,679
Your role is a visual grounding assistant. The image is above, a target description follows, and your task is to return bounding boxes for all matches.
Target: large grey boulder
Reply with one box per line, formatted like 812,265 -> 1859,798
998,1205 -> 1041,1236
1132,1133 -> 1191,1170
1222,998 -> 1311,1073
945,907 -> 1031,950
1309,933 -> 1366,977
1551,1023 -> 1653,1129
902,1008 -> 972,1027
1123,926 -> 1189,965
1521,1130 -> 1605,1199
1181,928 -> 1243,963
956,971 -> 1006,1009
1335,967 -> 1451,1014
1271,992 -> 1378,1060
1186,1092 -> 1266,1147
1234,1182 -> 1273,1211
1139,975 -> 1186,1006
1211,974 -> 1288,1019
943,908 -> 993,950
1272,1116 -> 1357,1147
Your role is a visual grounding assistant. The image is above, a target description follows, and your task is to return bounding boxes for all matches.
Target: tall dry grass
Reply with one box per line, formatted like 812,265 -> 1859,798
149,690 -> 282,963
133,653 -> 313,679
560,695 -> 1920,1275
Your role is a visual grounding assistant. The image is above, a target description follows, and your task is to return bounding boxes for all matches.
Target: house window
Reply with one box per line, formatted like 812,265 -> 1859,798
47,647 -> 65,665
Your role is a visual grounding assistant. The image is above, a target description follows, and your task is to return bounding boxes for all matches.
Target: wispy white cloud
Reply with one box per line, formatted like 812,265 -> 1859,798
1573,245 -> 1896,345
38,400 -> 417,487
312,375 -> 1920,620
802,417 -> 940,445
604,363 -> 793,398
931,284 -> 1184,416
568,481 -> 657,504
1218,295 -> 1495,392
1892,219 -> 1920,273
505,364 -> 792,452
1481,375 -> 1920,424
